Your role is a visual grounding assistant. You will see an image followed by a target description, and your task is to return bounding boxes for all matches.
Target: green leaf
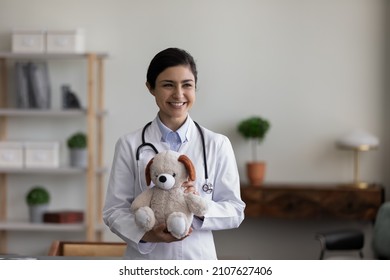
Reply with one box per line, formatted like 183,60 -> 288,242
26,186 -> 50,205
67,132 -> 87,148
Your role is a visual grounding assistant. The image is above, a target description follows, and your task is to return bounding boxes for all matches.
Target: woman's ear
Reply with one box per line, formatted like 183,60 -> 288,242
145,82 -> 155,96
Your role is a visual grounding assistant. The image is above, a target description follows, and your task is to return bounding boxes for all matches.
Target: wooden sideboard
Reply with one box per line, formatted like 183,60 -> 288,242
241,183 -> 384,220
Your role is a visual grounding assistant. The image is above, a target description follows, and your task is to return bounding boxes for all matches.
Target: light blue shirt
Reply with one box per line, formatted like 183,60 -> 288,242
156,116 -> 189,152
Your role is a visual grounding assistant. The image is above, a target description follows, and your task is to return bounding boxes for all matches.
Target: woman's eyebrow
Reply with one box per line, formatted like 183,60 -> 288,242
159,79 -> 194,83
159,80 -> 175,84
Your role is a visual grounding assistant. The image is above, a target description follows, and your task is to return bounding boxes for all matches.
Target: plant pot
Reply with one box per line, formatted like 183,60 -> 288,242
246,162 -> 266,186
28,204 -> 48,223
69,148 -> 87,168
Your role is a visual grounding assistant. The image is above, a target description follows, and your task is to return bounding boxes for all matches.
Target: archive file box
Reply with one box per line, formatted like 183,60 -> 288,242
0,142 -> 24,168
24,142 -> 60,168
12,29 -> 45,53
46,29 -> 85,53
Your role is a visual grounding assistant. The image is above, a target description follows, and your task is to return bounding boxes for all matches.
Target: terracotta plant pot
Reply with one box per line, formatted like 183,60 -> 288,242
247,162 -> 266,186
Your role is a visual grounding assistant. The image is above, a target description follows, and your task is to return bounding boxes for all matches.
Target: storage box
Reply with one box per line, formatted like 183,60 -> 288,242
12,29 -> 45,53
0,141 -> 24,168
46,29 -> 85,53
24,141 -> 59,168
43,211 -> 84,223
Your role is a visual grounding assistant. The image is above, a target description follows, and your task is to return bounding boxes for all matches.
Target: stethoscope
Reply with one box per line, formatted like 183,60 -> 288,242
136,121 -> 213,194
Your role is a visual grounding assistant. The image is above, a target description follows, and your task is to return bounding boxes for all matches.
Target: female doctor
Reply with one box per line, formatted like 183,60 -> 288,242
103,48 -> 245,259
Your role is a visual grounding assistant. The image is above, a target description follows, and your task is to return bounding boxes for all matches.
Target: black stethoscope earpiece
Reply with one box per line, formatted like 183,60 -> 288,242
136,120 -> 213,194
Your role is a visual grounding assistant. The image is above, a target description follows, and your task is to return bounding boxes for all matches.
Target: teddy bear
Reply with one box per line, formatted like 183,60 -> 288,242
130,150 -> 208,239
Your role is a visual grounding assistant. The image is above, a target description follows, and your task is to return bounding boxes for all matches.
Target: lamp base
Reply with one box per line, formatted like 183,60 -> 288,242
352,182 -> 370,189
339,182 -> 370,189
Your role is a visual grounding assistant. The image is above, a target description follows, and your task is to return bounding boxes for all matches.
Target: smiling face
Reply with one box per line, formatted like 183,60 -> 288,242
147,65 -> 196,131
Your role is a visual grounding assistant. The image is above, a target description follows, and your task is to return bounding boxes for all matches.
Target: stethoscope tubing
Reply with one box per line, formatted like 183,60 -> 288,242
135,121 -> 158,161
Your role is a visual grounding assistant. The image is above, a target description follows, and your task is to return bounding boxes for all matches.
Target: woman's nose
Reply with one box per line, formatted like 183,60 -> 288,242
173,86 -> 184,97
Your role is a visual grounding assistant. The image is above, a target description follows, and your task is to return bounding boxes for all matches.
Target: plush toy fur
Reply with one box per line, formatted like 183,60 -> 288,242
131,150 -> 208,239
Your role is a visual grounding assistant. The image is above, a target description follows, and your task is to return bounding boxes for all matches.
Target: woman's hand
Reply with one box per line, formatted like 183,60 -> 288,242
141,223 -> 193,243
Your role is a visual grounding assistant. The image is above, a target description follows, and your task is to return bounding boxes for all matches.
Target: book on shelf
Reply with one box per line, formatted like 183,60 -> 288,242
14,62 -> 29,108
14,62 -> 51,109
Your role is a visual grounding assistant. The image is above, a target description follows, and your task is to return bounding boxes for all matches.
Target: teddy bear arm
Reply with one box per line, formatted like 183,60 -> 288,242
185,193 -> 208,217
130,189 -> 153,212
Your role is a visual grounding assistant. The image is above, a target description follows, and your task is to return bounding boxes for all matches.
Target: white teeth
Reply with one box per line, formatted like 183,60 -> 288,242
171,102 -> 184,106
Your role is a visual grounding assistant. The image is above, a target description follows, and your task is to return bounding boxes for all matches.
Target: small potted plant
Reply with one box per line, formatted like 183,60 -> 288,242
26,186 -> 50,223
67,132 -> 87,168
237,116 -> 271,186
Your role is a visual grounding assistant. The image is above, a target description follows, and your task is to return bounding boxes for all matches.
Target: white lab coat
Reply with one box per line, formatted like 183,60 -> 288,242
103,116 -> 245,259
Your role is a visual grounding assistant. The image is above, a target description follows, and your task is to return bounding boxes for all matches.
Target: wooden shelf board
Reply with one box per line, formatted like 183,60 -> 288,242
0,109 -> 85,116
0,109 -> 108,117
0,167 -> 85,174
0,52 -> 108,59
0,167 -> 108,174
0,221 -> 86,232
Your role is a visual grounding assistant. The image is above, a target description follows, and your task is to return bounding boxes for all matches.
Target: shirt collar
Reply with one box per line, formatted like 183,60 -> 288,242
156,115 -> 190,144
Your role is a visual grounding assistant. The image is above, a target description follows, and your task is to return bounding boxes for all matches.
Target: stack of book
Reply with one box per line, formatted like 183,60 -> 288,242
14,62 -> 51,109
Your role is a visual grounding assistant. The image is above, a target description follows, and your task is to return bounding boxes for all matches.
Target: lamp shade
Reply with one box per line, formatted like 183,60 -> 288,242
336,130 -> 379,188
336,130 -> 379,150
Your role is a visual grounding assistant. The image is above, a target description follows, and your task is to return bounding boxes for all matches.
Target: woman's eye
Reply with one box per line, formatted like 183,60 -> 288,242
163,84 -> 173,87
183,83 -> 193,88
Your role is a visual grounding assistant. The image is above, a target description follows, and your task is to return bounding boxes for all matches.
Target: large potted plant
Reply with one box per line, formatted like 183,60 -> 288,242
26,186 -> 50,223
67,132 -> 87,168
238,116 -> 270,186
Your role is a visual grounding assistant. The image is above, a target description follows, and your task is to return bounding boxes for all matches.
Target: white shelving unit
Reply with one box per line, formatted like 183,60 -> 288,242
0,52 -> 108,254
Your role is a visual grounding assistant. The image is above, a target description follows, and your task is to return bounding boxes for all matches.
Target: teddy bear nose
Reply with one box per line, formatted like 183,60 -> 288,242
156,173 -> 176,190
159,176 -> 167,183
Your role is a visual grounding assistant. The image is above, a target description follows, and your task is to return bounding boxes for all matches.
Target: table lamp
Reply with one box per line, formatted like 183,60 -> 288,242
336,130 -> 379,188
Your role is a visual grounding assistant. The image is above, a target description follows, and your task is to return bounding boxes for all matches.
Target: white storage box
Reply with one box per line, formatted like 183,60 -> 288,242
0,142 -> 24,168
25,142 -> 59,168
46,29 -> 85,53
12,29 -> 45,53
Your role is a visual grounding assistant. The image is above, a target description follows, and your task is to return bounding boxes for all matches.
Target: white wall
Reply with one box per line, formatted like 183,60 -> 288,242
0,0 -> 388,258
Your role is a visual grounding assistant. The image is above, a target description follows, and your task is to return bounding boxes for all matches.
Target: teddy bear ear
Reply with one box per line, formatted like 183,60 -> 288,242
178,154 -> 196,181
145,158 -> 154,186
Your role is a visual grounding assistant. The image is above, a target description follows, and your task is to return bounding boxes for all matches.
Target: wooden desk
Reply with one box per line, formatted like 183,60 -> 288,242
241,183 -> 384,220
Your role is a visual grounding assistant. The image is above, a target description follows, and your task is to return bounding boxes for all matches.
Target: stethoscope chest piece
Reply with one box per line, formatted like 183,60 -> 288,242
202,182 -> 213,194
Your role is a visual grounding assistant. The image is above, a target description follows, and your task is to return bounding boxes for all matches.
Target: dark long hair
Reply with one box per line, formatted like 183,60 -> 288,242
146,48 -> 198,89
